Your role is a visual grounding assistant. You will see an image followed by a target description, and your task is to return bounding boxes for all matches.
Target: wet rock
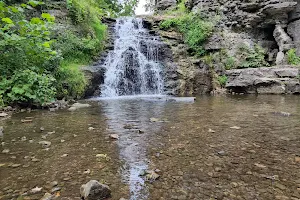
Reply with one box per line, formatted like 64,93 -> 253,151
109,134 -> 119,140
217,150 -> 226,156
80,180 -> 111,200
139,170 -> 160,182
0,112 -> 8,117
254,163 -> 267,168
38,141 -> 51,148
41,192 -> 55,200
208,128 -> 215,133
40,127 -> 45,132
30,186 -> 43,194
2,149 -> 10,154
88,127 -> 95,131
51,187 -> 61,193
68,103 -> 91,111
31,158 -> 40,162
50,181 -> 58,188
230,126 -> 241,130
11,164 -> 21,168
61,154 -> 68,157
21,136 -> 27,141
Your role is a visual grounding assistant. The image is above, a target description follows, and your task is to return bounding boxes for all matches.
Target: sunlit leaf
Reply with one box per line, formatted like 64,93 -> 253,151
2,18 -> 13,24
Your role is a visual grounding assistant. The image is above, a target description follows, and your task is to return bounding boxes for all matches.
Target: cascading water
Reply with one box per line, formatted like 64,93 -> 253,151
101,17 -> 164,97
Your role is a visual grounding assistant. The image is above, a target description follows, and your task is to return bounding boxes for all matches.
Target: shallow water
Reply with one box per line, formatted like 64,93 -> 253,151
1,95 -> 300,200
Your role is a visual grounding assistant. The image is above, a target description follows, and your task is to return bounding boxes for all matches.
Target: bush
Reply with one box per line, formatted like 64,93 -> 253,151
287,49 -> 300,66
218,75 -> 228,88
0,1 -> 60,77
160,13 -> 214,56
236,44 -> 269,68
225,56 -> 236,70
55,61 -> 87,99
0,70 -> 56,106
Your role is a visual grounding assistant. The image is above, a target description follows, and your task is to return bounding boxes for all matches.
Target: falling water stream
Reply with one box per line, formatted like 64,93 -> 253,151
99,16 -> 169,199
101,17 -> 164,97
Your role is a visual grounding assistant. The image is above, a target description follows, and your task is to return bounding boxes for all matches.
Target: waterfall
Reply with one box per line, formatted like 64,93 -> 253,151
101,17 -> 164,97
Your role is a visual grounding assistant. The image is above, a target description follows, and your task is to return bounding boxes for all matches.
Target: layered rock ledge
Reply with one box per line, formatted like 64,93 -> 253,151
226,66 -> 300,94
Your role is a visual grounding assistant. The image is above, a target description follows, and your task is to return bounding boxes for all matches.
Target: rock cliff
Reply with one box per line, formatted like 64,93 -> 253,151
154,0 -> 300,95
156,0 -> 300,63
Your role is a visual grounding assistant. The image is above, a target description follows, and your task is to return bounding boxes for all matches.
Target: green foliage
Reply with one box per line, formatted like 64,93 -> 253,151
160,13 -> 214,56
55,61 -> 87,99
0,1 -> 60,77
287,49 -> 300,66
225,56 -> 236,70
236,44 -> 269,69
218,75 -> 228,88
0,70 -> 56,105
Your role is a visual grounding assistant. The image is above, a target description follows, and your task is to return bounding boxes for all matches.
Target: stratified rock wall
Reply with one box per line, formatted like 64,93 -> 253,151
156,0 -> 300,60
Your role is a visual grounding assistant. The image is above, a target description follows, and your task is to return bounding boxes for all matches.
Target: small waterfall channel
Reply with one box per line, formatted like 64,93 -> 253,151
98,16 -> 169,200
101,17 -> 164,97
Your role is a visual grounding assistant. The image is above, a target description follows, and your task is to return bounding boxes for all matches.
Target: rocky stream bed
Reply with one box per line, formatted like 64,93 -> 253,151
0,95 -> 300,200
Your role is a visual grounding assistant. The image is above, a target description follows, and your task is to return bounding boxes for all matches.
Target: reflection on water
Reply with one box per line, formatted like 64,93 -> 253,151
99,96 -> 169,199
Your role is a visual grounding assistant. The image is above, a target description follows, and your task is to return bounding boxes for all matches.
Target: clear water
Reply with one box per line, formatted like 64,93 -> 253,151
1,96 -> 300,200
101,17 -> 164,97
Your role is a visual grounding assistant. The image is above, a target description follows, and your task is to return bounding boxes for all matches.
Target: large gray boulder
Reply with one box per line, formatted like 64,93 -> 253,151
80,180 -> 111,200
226,66 -> 300,94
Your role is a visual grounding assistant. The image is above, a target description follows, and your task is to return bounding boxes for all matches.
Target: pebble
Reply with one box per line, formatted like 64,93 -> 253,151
50,181 -> 58,188
217,150 -> 226,156
31,158 -> 40,162
230,126 -> 241,130
51,187 -> 61,193
30,186 -> 42,194
2,149 -> 10,153
61,154 -> 68,157
208,128 -> 215,133
11,164 -> 21,168
109,134 -> 119,140
61,140 -> 65,143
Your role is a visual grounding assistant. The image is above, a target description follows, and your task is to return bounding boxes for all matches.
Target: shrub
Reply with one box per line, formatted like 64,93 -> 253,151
55,61 -> 87,99
0,70 -> 56,106
160,13 -> 214,56
237,44 -> 269,68
0,1 -> 60,77
287,49 -> 300,66
218,75 -> 228,88
225,56 -> 236,70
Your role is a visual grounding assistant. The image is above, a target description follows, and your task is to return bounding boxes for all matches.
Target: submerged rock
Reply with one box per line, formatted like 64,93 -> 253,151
38,141 -> 51,148
80,180 -> 111,200
0,112 -> 8,117
68,103 -> 91,111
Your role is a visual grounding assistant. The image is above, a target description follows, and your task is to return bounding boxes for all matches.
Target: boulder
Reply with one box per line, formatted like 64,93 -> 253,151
80,180 -> 111,200
226,66 -> 300,94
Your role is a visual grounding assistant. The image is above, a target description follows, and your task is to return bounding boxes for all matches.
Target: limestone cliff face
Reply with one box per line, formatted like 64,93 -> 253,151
156,0 -> 300,63
154,0 -> 300,95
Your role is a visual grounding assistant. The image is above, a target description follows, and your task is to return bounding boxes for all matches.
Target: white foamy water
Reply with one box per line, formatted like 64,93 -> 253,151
101,17 -> 164,97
